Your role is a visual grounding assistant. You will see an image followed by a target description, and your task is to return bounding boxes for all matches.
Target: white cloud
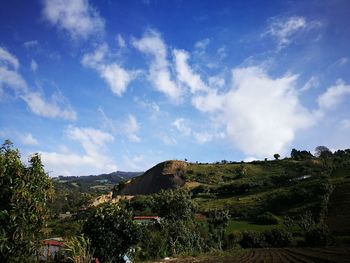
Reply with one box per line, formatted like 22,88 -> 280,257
100,64 -> 135,96
192,89 -> 225,112
338,57 -> 348,66
40,127 -> 116,176
300,76 -> 319,92
20,133 -> 39,146
0,67 -> 28,94
172,118 -> 191,136
194,66 -> 315,157
208,76 -> 225,88
30,59 -> 38,72
117,34 -> 126,48
193,131 -> 213,144
132,30 -> 181,101
23,40 -> 39,49
340,119 -> 350,129
265,16 -> 321,49
22,92 -> 77,121
134,98 -> 161,120
160,134 -> 177,145
81,43 -> 137,96
173,49 -> 209,93
123,114 -> 141,142
318,79 -> 350,110
194,38 -> 210,50
98,108 -> 141,142
42,0 -> 105,40
0,47 -> 76,120
0,47 -> 19,69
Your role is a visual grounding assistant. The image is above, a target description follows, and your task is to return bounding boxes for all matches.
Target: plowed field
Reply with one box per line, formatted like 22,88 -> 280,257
153,247 -> 350,263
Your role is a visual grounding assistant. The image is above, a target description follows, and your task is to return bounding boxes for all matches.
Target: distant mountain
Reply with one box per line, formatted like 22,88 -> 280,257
116,160 -> 186,195
55,171 -> 143,184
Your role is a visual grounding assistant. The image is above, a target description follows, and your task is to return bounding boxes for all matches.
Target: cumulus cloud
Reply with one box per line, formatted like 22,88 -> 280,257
173,49 -> 209,93
0,46 -> 76,120
42,0 -> 105,40
22,92 -> 77,121
81,43 -> 137,96
132,30 -> 181,101
318,79 -> 350,111
265,16 -> 321,49
194,66 -> 315,157
40,127 -> 116,176
20,133 -> 39,146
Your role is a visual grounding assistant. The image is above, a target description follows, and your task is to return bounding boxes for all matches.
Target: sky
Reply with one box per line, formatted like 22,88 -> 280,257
1,0 -> 350,176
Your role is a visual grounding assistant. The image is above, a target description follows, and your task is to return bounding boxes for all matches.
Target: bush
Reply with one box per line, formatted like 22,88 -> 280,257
264,228 -> 292,247
240,231 -> 266,248
305,226 -> 333,247
255,212 -> 280,225
224,231 -> 243,249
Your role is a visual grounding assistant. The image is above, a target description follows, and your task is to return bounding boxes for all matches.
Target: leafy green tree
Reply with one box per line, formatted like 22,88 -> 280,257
153,189 -> 195,220
274,153 -> 280,160
82,203 -> 141,263
0,140 -> 54,262
315,146 -> 332,158
207,209 -> 230,250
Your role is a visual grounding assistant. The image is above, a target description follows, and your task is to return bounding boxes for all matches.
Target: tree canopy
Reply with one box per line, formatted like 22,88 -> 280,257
0,140 -> 53,262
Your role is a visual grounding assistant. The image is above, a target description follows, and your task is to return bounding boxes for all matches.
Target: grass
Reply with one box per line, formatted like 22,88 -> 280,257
226,220 -> 281,233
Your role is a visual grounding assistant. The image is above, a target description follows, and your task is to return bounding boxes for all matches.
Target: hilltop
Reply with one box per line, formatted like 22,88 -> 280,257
117,160 -> 187,195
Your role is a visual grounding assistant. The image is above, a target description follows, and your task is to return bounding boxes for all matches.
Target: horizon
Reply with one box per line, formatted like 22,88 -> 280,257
1,0 -> 350,176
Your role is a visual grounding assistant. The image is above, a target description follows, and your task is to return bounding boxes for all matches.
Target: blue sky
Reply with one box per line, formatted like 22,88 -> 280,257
1,0 -> 350,176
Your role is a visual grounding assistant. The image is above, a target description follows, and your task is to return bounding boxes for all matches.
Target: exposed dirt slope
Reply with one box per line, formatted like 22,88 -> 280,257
118,160 -> 187,195
89,192 -> 133,207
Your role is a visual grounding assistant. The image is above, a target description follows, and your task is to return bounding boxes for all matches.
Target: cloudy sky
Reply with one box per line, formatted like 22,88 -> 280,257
1,0 -> 350,176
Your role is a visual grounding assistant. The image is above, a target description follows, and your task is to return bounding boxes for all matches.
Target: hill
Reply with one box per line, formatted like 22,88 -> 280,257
117,160 -> 186,195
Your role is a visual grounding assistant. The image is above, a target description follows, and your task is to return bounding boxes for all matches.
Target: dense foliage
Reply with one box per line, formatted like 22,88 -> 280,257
82,203 -> 141,263
0,140 -> 53,262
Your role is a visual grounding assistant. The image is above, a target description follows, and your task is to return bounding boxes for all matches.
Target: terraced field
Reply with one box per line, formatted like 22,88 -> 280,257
154,247 -> 350,263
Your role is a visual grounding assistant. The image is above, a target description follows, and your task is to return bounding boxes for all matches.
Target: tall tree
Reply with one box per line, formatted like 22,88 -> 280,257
0,140 -> 54,262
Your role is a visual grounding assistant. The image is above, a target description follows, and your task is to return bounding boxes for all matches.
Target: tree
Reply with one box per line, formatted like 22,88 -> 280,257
207,209 -> 230,250
274,153 -> 280,160
0,140 -> 54,262
82,203 -> 141,263
315,146 -> 332,158
153,189 -> 195,221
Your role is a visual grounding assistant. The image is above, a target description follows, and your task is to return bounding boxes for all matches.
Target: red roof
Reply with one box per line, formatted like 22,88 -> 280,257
43,240 -> 64,247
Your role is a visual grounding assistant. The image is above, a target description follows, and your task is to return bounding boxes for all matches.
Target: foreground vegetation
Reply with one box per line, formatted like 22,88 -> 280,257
1,140 -> 350,262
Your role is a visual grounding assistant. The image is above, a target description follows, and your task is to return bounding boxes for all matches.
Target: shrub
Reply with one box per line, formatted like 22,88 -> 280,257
255,212 -> 280,225
224,231 -> 243,249
240,231 -> 266,248
263,228 -> 292,247
305,226 -> 333,247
